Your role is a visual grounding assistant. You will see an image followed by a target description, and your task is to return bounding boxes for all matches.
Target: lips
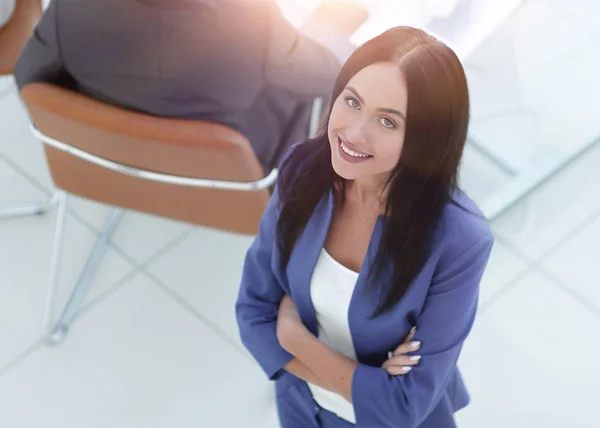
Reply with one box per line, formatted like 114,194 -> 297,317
336,135 -> 373,164
338,136 -> 372,158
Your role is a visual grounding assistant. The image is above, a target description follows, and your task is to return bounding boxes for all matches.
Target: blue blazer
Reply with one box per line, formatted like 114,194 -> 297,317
236,167 -> 493,427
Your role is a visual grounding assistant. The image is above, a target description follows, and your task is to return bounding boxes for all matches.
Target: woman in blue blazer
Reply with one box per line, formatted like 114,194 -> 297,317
236,26 -> 493,428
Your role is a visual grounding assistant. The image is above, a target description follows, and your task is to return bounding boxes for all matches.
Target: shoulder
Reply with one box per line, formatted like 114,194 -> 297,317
278,139 -> 314,169
276,138 -> 323,191
435,189 -> 494,254
266,140 -> 312,217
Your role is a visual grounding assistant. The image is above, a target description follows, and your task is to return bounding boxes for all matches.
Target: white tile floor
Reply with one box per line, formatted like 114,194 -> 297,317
1,1 -> 600,425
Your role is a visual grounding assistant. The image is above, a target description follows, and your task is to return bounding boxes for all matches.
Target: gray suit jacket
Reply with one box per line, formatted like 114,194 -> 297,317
15,0 -> 340,170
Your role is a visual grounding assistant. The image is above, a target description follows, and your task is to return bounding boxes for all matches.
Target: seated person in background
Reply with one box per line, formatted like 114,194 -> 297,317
0,0 -> 15,27
14,0 -> 351,173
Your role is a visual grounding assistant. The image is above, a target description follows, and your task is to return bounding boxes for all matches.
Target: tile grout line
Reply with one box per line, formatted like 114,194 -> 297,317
143,270 -> 254,362
537,267 -> 600,319
0,340 -> 45,380
477,227 -> 538,313
533,206 -> 600,262
0,150 -> 53,196
482,186 -> 600,312
487,133 -> 600,261
75,227 -> 196,317
101,224 -> 256,362
478,266 -> 532,314
107,226 -> 195,270
0,268 -> 140,379
485,208 -> 600,320
491,206 -> 600,273
0,225 -> 195,378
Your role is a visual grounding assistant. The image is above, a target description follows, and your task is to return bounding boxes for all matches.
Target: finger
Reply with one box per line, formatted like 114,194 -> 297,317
403,326 -> 417,343
385,365 -> 414,376
382,355 -> 421,370
393,340 -> 421,356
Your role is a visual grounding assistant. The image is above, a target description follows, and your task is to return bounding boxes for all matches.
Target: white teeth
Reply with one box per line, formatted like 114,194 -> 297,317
340,141 -> 369,158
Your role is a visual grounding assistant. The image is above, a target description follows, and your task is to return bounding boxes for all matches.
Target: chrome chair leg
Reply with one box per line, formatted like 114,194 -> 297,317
309,97 -> 324,139
42,191 -> 68,334
0,191 -> 60,219
47,207 -> 125,345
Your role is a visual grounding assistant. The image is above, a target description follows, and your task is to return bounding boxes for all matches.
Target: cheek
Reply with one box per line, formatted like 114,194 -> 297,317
374,135 -> 403,166
328,102 -> 349,133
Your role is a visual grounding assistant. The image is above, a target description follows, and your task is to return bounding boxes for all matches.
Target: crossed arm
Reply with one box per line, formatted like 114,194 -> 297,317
278,311 -> 357,401
276,296 -> 421,401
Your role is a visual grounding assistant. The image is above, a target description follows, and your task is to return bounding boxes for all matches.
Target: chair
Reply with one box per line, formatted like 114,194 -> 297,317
0,0 -> 42,75
3,82 -> 302,345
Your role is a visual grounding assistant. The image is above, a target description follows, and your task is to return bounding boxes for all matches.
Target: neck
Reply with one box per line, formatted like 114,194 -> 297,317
346,176 -> 387,213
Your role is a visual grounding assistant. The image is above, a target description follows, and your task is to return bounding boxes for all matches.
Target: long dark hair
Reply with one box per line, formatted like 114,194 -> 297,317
277,27 -> 470,316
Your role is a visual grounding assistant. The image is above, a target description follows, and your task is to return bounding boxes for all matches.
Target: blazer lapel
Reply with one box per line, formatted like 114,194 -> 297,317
287,191 -> 334,336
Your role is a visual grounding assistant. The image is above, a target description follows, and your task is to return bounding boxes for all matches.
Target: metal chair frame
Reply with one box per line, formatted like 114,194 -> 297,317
1,95 -> 323,345
1,123 -> 279,344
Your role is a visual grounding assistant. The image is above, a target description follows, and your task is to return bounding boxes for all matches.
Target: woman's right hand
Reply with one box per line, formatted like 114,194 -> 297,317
381,327 -> 422,376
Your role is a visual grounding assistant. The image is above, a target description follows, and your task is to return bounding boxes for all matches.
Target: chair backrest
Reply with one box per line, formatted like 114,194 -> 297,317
0,0 -> 42,75
20,82 -> 272,235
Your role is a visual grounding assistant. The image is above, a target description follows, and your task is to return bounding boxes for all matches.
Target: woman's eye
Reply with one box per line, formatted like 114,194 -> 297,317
345,97 -> 360,109
379,117 -> 395,128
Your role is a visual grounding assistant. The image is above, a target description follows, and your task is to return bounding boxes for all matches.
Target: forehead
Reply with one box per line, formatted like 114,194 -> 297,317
346,62 -> 408,112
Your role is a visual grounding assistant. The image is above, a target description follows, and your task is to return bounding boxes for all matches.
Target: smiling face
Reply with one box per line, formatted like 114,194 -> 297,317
327,61 -> 408,184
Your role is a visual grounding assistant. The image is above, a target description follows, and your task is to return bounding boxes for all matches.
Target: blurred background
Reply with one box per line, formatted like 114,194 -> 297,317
0,0 -> 599,427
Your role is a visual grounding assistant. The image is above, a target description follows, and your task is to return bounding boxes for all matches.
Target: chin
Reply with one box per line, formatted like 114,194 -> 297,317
331,157 -> 359,181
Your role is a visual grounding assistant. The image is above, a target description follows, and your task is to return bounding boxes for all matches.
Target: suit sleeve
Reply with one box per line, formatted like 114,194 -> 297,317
14,0 -> 68,89
235,182 -> 294,380
351,234 -> 494,427
263,2 -> 340,101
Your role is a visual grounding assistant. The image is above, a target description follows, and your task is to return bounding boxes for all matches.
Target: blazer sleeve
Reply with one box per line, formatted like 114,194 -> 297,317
14,0 -> 68,90
235,182 -> 294,380
351,233 -> 494,428
263,2 -> 340,101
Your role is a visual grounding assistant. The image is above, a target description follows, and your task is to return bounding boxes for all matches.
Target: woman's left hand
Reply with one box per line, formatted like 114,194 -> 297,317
276,295 -> 308,351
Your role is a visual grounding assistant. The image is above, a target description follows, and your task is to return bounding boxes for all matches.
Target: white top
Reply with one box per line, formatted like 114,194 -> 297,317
307,248 -> 359,423
0,0 -> 16,28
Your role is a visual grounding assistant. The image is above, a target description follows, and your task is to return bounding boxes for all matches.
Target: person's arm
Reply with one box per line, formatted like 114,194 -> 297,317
279,325 -> 356,400
235,182 -> 294,380
279,312 -> 419,395
263,1 -> 341,101
14,0 -> 69,89
236,146 -> 332,391
283,358 -> 336,392
279,234 -> 494,427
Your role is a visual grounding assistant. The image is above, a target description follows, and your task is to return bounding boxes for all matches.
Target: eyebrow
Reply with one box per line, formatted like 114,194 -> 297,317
346,86 -> 406,121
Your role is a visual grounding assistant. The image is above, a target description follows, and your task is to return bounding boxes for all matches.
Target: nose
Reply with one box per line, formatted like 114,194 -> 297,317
344,118 -> 369,145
